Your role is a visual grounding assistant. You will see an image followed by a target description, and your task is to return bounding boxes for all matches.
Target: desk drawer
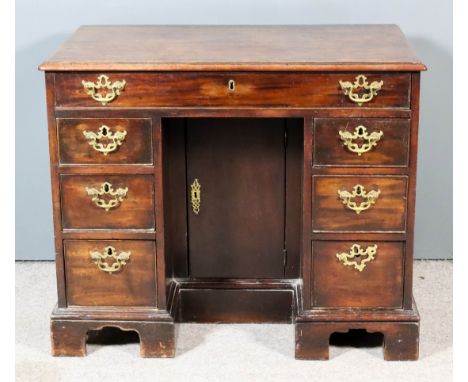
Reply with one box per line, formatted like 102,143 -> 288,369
312,241 -> 404,308
58,118 -> 153,165
312,176 -> 407,232
55,72 -> 410,108
313,118 -> 410,167
64,240 -> 156,306
61,174 -> 155,230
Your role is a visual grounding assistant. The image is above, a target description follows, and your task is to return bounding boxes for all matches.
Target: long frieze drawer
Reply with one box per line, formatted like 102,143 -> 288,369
312,241 -> 404,308
313,118 -> 410,167
64,240 -> 156,306
57,118 -> 153,165
54,72 -> 410,108
60,175 -> 155,230
312,176 -> 407,232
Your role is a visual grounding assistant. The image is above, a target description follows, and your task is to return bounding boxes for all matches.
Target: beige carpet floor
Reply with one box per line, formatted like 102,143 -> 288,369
15,260 -> 452,382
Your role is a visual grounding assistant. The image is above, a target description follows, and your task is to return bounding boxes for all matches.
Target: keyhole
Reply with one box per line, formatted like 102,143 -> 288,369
228,79 -> 235,92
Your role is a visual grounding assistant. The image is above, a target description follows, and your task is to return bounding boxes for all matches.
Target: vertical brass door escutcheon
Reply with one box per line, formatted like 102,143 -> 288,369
336,244 -> 377,272
89,246 -> 131,274
191,178 -> 201,215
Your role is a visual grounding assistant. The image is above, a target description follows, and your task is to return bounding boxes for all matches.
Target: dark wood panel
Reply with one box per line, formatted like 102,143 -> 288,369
39,25 -> 425,72
313,118 -> 410,167
284,119 -> 303,277
64,240 -> 157,306
162,119 -> 188,278
45,73 -> 68,307
51,319 -> 174,357
54,107 -> 412,119
61,231 -> 155,240
404,72 -> 421,309
152,118 -> 167,309
186,118 -> 286,278
312,176 -> 407,232
61,174 -> 155,230
311,167 -> 409,176
298,299 -> 419,322
57,165 -> 154,174
54,72 -> 410,108
176,289 -> 294,323
52,305 -> 173,322
295,321 -> 418,360
312,241 -> 404,308
58,118 -> 153,164
301,118 -> 314,309
311,232 -> 406,241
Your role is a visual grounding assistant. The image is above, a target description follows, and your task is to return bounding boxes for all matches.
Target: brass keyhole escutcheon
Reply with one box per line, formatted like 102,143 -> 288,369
228,79 -> 235,92
191,179 -> 201,215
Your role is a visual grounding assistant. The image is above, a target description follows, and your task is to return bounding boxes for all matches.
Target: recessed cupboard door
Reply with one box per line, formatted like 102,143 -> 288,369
186,118 -> 286,278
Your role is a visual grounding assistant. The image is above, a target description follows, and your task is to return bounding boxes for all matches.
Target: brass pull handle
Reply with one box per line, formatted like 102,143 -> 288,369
191,178 -> 201,215
83,125 -> 127,155
337,184 -> 380,214
339,75 -> 383,106
85,182 -> 128,211
82,74 -> 126,105
336,244 -> 377,272
339,125 -> 383,156
89,246 -> 131,274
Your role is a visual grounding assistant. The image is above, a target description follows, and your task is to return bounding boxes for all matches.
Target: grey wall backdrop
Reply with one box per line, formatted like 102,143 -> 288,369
16,0 -> 453,260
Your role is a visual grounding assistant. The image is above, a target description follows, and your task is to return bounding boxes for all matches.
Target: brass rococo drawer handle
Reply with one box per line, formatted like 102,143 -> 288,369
339,125 -> 383,156
336,244 -> 377,272
85,182 -> 128,211
89,246 -> 131,274
83,125 -> 127,155
82,74 -> 126,105
337,184 -> 381,214
339,75 -> 383,106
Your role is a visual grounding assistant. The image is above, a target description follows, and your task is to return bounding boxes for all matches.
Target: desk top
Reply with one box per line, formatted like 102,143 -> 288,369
39,25 -> 425,72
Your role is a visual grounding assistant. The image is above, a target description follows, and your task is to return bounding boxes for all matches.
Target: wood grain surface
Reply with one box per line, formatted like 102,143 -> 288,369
312,241 -> 404,308
58,118 -> 153,164
312,176 -> 408,232
40,25 -> 425,71
54,72 -> 411,108
313,118 -> 410,167
61,174 -> 155,230
64,240 -> 157,306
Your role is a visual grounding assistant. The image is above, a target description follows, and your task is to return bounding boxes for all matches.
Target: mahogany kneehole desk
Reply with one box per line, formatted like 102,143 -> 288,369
40,25 -> 426,360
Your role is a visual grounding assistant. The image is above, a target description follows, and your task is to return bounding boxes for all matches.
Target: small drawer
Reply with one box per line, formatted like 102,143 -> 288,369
57,118 -> 153,165
313,118 -> 410,167
61,174 -> 155,230
54,72 -> 410,108
312,176 -> 407,232
64,240 -> 156,306
312,241 -> 404,308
